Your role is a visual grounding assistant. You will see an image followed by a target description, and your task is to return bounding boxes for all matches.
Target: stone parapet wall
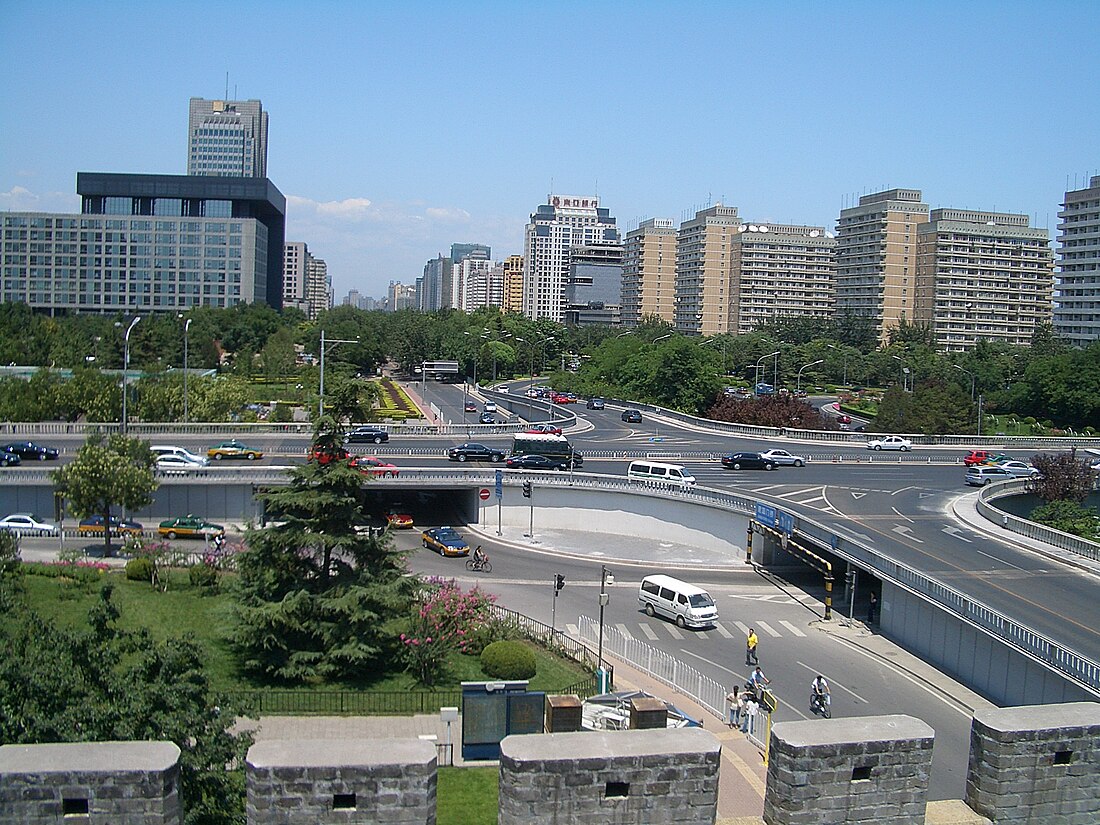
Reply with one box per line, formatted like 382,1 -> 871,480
0,740 -> 181,825
965,701 -> 1100,824
245,738 -> 437,825
497,727 -> 720,825
764,714 -> 935,825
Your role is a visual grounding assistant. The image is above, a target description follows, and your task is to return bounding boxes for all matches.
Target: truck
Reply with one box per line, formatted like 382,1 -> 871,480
510,433 -> 583,469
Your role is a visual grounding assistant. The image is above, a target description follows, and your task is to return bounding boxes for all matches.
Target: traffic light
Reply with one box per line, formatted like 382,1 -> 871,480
555,573 -> 566,591
522,480 -> 532,498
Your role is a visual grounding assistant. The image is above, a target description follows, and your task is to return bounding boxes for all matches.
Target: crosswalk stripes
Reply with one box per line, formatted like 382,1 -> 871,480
756,621 -> 781,638
733,621 -> 751,636
713,623 -> 735,639
665,624 -> 685,640
638,623 -> 659,641
566,623 -> 579,637
615,623 -> 634,639
778,620 -> 807,637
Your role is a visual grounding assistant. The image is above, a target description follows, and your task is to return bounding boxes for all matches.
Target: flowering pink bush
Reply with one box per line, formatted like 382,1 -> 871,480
400,580 -> 496,686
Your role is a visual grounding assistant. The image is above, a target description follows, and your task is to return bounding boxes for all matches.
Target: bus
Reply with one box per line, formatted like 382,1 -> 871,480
754,382 -> 775,396
510,433 -> 583,468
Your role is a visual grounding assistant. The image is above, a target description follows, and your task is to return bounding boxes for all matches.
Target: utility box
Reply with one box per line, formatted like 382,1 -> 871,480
630,697 -> 669,729
545,695 -> 582,733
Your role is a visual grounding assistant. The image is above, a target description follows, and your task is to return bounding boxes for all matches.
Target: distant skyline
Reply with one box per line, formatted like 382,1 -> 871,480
2,1 -> 1098,301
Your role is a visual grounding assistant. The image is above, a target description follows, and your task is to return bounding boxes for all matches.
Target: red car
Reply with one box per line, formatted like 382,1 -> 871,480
525,423 -> 563,435
963,450 -> 993,466
308,445 -> 349,465
384,508 -> 414,529
351,456 -> 399,477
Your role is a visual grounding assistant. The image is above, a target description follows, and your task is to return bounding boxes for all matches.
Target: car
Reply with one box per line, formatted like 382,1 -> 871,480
483,401 -> 497,413
525,388 -> 540,398
836,414 -> 852,425
421,526 -> 470,557
350,456 -> 399,477
346,427 -> 389,444
621,409 -> 643,423
965,465 -> 1012,487
866,436 -> 912,451
0,512 -> 60,536
1000,460 -> 1040,478
980,454 -> 1015,465
478,412 -> 496,424
464,400 -> 478,413
586,398 -> 606,410
207,440 -> 263,460
156,454 -> 207,474
795,389 -> 808,398
77,514 -> 144,536
525,423 -> 563,435
505,454 -> 568,471
759,449 -> 808,467
385,508 -> 414,529
963,450 -> 995,466
497,385 -> 509,394
2,441 -> 59,461
0,450 -> 21,467
158,515 -> 224,539
151,445 -> 208,465
721,452 -> 778,471
308,444 -> 349,464
447,443 -> 505,463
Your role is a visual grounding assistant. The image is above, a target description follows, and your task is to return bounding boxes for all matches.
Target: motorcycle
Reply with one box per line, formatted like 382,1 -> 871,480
810,691 -> 831,718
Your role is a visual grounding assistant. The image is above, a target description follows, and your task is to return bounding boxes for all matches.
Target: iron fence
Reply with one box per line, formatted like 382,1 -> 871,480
222,689 -> 463,716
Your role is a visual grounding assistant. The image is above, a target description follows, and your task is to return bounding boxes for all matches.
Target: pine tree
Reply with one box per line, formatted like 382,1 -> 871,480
232,416 -> 416,682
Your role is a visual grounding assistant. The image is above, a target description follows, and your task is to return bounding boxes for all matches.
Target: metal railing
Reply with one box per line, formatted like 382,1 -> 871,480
223,688 -> 463,716
976,479 -> 1100,564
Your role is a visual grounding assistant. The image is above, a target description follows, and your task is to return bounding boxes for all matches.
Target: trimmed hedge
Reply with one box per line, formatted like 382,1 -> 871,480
125,557 -> 154,582
480,640 -> 536,680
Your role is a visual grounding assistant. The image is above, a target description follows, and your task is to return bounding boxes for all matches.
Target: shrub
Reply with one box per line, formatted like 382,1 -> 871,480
480,640 -> 536,680
125,556 -> 154,582
462,615 -> 521,656
189,563 -> 219,589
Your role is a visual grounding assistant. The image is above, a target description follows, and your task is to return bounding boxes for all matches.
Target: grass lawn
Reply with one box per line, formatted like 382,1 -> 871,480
10,566 -> 591,700
438,767 -> 499,825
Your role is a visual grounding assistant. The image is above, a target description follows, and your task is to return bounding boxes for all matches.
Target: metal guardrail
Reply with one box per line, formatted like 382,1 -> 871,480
976,479 -> 1100,563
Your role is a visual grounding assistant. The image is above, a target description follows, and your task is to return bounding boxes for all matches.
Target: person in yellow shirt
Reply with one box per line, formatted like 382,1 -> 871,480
746,627 -> 759,665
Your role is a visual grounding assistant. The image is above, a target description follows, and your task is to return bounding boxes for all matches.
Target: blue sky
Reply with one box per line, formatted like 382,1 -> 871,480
2,0 -> 1098,301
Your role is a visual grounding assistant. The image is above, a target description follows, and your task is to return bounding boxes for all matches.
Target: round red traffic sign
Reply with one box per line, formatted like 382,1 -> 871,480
479,488 -> 491,501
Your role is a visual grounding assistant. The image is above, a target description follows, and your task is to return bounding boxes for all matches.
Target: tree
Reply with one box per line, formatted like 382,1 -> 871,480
0,529 -> 20,612
1028,500 -> 1100,540
53,434 -> 158,557
232,416 -> 418,682
1028,452 -> 1097,504
0,586 -> 251,825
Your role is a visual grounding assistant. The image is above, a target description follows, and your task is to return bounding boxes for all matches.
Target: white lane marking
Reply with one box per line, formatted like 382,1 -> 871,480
795,660 -> 868,704
734,621 -> 751,635
779,620 -> 807,637
757,621 -> 781,638
892,524 -> 924,543
665,624 -> 685,640
714,622 -> 735,639
973,549 -> 1027,571
891,486 -> 918,497
891,506 -> 914,523
751,484 -> 786,493
942,526 -> 973,543
638,623 -> 659,641
615,623 -> 634,639
566,624 -> 579,636
773,488 -> 816,499
696,629 -> 711,639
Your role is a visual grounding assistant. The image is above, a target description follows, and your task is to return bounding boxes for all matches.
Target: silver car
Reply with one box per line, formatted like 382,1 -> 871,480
759,449 -> 808,467
0,512 -> 60,536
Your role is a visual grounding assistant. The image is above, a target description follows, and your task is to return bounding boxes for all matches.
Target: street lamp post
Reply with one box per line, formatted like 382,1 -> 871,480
596,564 -> 614,691
755,351 -> 780,390
827,344 -> 849,387
954,364 -> 978,434
797,359 -> 824,393
121,317 -> 141,435
181,316 -> 192,424
891,355 -> 911,392
318,329 -> 360,419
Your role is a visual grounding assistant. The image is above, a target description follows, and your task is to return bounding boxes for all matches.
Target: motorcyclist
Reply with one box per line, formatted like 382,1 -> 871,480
810,674 -> 831,712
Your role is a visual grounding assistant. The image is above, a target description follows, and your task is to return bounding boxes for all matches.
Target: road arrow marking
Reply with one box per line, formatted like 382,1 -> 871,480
892,524 -> 924,543
942,526 -> 973,543
851,492 -> 866,499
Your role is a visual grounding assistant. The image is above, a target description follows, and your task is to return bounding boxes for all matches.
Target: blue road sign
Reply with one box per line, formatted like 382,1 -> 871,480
778,511 -> 795,535
495,469 -> 503,499
754,502 -> 777,527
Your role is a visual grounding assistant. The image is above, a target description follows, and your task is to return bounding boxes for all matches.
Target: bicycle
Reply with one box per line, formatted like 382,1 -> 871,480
465,557 -> 492,574
810,690 -> 831,718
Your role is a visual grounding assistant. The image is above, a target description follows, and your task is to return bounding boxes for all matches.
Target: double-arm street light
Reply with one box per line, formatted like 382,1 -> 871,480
318,329 -> 360,419
890,354 -> 912,392
954,364 -> 978,434
121,317 -> 141,435
755,350 -> 780,388
797,359 -> 824,393
827,344 -> 850,387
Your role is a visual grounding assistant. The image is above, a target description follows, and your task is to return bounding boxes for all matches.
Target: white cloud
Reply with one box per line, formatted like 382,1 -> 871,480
0,186 -> 78,212
425,206 -> 471,223
286,195 -> 373,221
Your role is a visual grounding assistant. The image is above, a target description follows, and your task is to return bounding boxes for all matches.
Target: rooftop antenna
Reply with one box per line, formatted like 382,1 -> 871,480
225,71 -> 229,100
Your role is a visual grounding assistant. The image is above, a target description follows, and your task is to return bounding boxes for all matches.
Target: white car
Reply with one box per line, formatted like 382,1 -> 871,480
759,449 -> 808,467
0,512 -> 60,536
156,454 -> 208,474
483,401 -> 497,413
866,436 -> 913,451
1000,460 -> 1040,478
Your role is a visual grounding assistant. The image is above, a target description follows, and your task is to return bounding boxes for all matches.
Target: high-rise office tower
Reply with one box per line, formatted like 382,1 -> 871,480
523,195 -> 619,321
187,98 -> 269,178
674,205 -> 741,336
387,282 -> 416,312
622,218 -> 677,327
914,210 -> 1053,351
564,243 -> 624,327
306,256 -> 331,319
1053,175 -> 1100,344
451,243 -> 491,264
729,223 -> 836,334
503,255 -> 524,313
419,255 -> 450,311
284,242 -> 330,320
460,260 -> 505,311
835,189 -> 929,342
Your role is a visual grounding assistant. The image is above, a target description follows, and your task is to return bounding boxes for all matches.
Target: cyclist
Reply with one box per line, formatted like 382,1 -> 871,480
472,545 -> 488,569
810,674 -> 831,714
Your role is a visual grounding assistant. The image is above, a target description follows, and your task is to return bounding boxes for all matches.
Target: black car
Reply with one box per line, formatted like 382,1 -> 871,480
505,454 -> 567,471
2,441 -> 59,461
346,427 -> 389,444
0,450 -> 20,467
447,442 -> 505,463
721,452 -> 777,471
621,409 -> 643,423
586,398 -> 606,410
478,412 -> 496,424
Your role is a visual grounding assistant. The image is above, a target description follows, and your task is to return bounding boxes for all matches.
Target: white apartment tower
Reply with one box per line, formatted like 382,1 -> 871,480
622,218 -> 677,326
283,242 -> 330,320
674,205 -> 741,336
914,209 -> 1053,351
187,98 -> 268,178
835,189 -> 929,342
1053,175 -> 1100,344
523,195 -> 619,321
729,223 -> 836,334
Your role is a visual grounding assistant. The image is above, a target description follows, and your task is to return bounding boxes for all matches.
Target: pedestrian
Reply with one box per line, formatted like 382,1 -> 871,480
749,665 -> 771,700
868,591 -> 878,624
741,695 -> 758,734
746,627 -> 759,665
726,686 -> 740,728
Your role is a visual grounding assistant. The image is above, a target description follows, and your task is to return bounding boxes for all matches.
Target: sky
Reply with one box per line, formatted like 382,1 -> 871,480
2,0 -> 1098,302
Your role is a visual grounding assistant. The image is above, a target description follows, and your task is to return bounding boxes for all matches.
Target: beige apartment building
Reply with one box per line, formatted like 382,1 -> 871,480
674,205 -> 741,336
1054,175 -> 1100,344
915,209 -> 1053,351
835,189 -> 929,342
502,255 -> 524,313
729,223 -> 836,333
622,218 -> 678,326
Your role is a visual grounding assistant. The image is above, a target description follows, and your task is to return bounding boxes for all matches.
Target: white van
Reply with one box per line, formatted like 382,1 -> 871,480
151,445 -> 208,466
638,574 -> 718,628
627,460 -> 696,487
